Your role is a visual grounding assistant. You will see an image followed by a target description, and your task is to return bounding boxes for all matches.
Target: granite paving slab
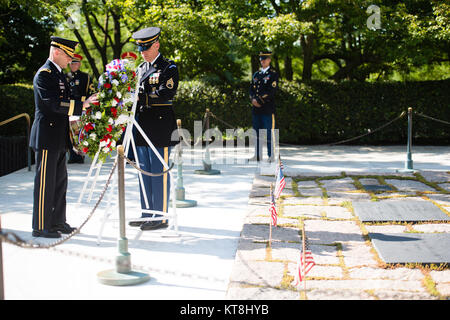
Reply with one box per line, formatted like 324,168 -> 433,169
226,285 -> 299,300
369,232 -> 450,264
384,179 -> 437,193
298,188 -> 323,197
362,184 -> 393,192
283,205 -> 326,219
353,200 -> 450,222
419,171 -> 450,183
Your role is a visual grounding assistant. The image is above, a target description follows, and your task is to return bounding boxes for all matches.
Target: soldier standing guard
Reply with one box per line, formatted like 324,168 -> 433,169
67,53 -> 94,164
129,27 -> 179,231
249,51 -> 279,162
30,36 -> 98,238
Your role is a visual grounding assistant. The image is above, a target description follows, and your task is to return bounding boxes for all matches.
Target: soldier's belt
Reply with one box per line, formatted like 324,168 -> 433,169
144,100 -> 173,107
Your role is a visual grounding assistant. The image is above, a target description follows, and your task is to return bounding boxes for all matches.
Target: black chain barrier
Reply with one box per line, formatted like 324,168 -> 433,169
124,156 -> 174,176
207,109 -> 409,147
414,111 -> 450,126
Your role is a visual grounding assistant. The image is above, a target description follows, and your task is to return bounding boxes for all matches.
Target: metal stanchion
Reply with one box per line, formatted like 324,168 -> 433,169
195,109 -> 221,175
97,145 -> 150,286
398,107 -> 417,173
172,119 -> 197,208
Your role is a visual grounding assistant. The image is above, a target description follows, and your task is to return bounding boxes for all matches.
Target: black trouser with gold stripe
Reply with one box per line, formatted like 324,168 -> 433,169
32,149 -> 68,231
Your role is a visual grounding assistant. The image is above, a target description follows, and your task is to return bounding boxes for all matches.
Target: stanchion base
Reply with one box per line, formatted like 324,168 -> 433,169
397,169 -> 418,173
97,269 -> 150,286
194,169 -> 221,175
161,229 -> 181,238
170,199 -> 198,208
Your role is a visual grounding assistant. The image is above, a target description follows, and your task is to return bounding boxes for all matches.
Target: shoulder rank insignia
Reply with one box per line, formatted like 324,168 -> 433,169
40,68 -> 52,73
166,78 -> 174,89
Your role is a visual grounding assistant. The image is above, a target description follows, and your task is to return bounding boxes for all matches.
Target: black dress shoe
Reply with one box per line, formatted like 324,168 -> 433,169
129,214 -> 163,227
129,220 -> 144,227
140,220 -> 169,231
32,230 -> 61,238
52,222 -> 76,234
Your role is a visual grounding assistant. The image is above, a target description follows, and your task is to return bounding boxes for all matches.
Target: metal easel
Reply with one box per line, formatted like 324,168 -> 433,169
76,68 -> 179,245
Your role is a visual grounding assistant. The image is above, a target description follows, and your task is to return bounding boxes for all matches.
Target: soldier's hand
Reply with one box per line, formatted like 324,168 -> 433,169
252,99 -> 261,107
83,93 -> 99,110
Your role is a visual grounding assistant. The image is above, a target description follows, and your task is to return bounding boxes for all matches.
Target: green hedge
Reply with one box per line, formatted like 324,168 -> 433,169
1,80 -> 449,144
174,79 -> 450,145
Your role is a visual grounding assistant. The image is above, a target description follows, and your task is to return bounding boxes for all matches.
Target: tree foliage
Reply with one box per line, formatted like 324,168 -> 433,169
2,0 -> 449,84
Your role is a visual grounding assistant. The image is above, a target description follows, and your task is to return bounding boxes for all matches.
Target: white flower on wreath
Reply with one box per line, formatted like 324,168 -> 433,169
111,140 -> 116,148
99,140 -> 106,147
102,147 -> 110,153
108,117 -> 114,124
95,111 -> 102,120
83,141 -> 89,146
112,99 -> 117,107
89,133 -> 97,140
115,114 -> 130,125
112,79 -> 119,87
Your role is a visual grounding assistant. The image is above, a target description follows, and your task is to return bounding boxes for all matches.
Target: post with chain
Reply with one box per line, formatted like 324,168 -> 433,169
398,107 -> 417,173
195,108 -> 221,175
97,145 -> 150,286
172,119 -> 197,208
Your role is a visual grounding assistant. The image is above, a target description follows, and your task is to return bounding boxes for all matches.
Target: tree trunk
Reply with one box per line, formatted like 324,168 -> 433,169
111,11 -> 122,59
284,54 -> 293,80
251,54 -> 259,77
301,34 -> 314,81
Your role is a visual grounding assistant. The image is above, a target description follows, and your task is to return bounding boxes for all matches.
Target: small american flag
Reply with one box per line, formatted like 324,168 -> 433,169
270,193 -> 277,227
295,237 -> 315,285
278,156 -> 284,170
274,166 -> 286,199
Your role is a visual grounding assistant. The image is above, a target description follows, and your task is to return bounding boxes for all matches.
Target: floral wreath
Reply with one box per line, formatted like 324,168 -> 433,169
72,59 -> 137,163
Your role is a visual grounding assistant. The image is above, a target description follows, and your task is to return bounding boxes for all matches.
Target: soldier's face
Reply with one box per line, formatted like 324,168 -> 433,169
140,41 -> 160,62
70,62 -> 81,72
260,58 -> 271,69
56,48 -> 73,67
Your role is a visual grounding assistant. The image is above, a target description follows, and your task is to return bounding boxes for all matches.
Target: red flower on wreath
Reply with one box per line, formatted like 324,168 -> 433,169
111,107 -> 117,118
106,125 -> 113,133
84,123 -> 94,132
104,83 -> 111,89
83,147 -> 89,153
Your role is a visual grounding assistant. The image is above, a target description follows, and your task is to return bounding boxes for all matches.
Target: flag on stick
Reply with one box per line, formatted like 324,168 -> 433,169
274,165 -> 286,199
295,234 -> 315,285
269,192 -> 277,227
278,155 -> 284,170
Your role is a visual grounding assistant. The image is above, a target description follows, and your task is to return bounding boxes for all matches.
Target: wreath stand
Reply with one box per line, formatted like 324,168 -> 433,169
76,70 -> 179,246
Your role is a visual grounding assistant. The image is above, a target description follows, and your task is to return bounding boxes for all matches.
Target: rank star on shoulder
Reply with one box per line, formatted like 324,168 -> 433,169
179,304 -> 215,317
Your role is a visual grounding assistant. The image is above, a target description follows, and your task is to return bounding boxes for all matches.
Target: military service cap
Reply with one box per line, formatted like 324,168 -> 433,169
121,51 -> 137,60
259,50 -> 272,60
132,27 -> 160,52
50,36 -> 78,58
72,54 -> 83,63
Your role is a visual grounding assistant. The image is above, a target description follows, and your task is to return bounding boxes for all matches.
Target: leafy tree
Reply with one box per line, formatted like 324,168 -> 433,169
0,0 -> 56,84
